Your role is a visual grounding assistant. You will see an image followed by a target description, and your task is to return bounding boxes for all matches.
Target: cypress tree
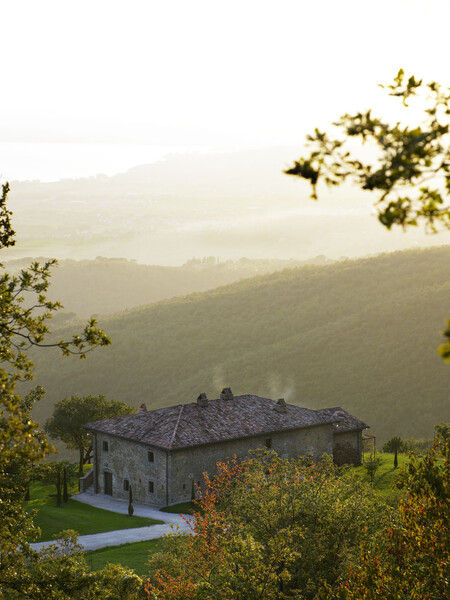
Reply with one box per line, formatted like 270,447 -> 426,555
128,485 -> 134,516
383,436 -> 404,469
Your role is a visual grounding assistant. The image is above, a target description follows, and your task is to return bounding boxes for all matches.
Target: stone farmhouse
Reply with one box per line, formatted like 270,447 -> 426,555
82,389 -> 368,507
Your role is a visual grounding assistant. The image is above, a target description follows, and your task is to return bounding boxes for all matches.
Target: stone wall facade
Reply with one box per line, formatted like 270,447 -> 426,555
93,432 -> 169,506
169,423 -> 333,505
332,430 -> 363,466
92,423 -> 334,507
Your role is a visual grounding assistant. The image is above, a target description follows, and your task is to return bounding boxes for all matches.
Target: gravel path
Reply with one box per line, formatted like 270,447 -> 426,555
30,493 -> 192,552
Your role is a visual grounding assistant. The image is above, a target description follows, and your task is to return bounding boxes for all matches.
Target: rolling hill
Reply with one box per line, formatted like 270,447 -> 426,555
27,246 -> 450,445
4,255 -> 324,319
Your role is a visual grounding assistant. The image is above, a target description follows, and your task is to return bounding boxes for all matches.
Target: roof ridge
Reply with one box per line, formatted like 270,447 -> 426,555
169,404 -> 184,449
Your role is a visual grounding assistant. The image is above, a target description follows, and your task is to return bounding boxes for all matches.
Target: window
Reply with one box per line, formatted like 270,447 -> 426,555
148,480 -> 154,493
148,451 -> 154,463
103,440 -> 109,452
123,479 -> 129,492
265,438 -> 272,448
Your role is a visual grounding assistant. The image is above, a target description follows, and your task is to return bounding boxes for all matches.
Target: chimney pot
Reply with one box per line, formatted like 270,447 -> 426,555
274,398 -> 287,414
220,387 -> 234,401
197,393 -> 208,407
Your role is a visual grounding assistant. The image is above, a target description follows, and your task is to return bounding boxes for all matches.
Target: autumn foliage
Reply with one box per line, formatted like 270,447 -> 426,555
330,424 -> 449,600
146,425 -> 449,599
146,452 -> 384,600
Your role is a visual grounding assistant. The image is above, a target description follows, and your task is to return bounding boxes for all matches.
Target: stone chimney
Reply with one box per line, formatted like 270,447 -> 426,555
197,393 -> 208,407
274,398 -> 287,414
220,387 -> 234,401
139,403 -> 147,413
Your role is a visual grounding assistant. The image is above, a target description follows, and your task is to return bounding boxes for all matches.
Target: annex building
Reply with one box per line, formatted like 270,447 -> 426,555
82,389 -> 368,507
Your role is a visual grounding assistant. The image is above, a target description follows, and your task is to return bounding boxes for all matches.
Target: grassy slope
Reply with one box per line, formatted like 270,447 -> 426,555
87,539 -> 163,576
354,452 -> 410,502
26,480 -> 163,542
160,502 -> 196,515
30,246 -> 450,444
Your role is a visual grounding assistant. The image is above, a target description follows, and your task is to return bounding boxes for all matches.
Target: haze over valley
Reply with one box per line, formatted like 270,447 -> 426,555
5,148 -> 450,265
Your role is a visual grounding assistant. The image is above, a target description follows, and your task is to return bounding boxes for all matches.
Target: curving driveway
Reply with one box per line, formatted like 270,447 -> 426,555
30,492 -> 192,552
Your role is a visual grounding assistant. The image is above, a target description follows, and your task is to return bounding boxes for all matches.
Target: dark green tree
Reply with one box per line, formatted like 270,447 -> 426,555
128,485 -> 134,517
285,70 -> 450,358
364,455 -> 382,484
63,466 -> 68,503
34,461 -> 76,508
45,395 -> 135,477
383,436 -> 405,468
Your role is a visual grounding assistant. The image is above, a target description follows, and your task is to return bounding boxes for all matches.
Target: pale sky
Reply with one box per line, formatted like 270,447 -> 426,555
2,0 -> 449,152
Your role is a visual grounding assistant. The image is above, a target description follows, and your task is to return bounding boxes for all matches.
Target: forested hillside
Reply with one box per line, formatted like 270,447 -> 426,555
28,246 -> 450,445
4,256 -> 322,319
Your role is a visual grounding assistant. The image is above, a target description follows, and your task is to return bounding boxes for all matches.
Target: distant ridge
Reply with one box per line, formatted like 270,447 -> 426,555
6,147 -> 450,264
4,256 -> 329,319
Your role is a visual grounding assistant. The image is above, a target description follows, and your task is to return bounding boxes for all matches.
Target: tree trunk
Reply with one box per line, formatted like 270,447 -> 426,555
128,485 -> 134,517
63,467 -> 68,502
78,449 -> 84,491
56,469 -> 62,508
84,446 -> 93,465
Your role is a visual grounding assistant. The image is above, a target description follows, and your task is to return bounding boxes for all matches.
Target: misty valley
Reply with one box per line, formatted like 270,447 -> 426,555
5,149 -> 450,264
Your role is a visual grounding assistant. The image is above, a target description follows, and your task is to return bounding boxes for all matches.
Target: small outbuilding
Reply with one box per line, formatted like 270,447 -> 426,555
82,389 -> 368,507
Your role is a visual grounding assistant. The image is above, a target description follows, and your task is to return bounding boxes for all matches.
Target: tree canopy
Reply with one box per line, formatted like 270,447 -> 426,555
285,70 -> 450,232
45,395 -> 135,475
331,425 -> 449,600
147,428 -> 449,600
147,451 -> 385,600
383,436 -> 405,468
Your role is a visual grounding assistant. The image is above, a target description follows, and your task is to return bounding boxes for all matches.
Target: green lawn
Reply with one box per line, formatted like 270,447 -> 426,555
25,479 -> 163,542
160,501 -> 197,515
354,452 -> 410,502
87,539 -> 163,575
